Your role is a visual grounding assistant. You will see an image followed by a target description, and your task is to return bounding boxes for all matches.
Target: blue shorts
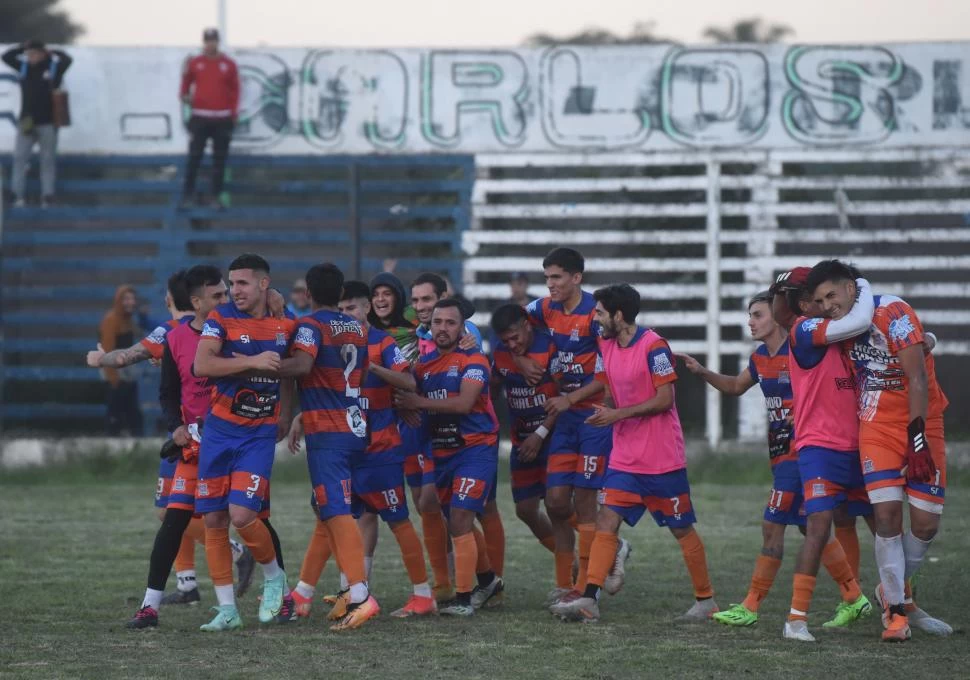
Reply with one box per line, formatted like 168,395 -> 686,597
155,457 -> 178,508
798,447 -> 872,516
196,420 -> 275,514
764,460 -> 806,527
547,409 -> 612,490
600,467 -> 696,529
434,444 -> 498,516
307,447 -> 363,521
350,460 -> 410,523
510,441 -> 549,503
400,420 -> 435,489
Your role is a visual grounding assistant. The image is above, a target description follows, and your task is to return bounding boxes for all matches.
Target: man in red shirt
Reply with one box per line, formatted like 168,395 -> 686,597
179,28 -> 239,209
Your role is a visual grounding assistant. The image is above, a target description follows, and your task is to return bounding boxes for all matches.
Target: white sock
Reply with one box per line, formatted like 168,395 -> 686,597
349,581 -> 369,604
142,588 -> 163,610
874,534 -> 906,605
176,570 -> 197,593
364,556 -> 373,582
214,584 -> 235,607
260,559 -> 282,581
902,531 -> 932,582
413,581 -> 432,598
230,540 -> 244,562
339,572 -> 349,591
295,581 -> 315,599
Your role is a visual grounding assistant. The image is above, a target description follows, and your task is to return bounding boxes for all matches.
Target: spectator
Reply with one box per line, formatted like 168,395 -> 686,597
179,28 -> 239,209
508,271 -> 531,306
287,278 -> 312,317
99,285 -> 145,436
2,40 -> 73,208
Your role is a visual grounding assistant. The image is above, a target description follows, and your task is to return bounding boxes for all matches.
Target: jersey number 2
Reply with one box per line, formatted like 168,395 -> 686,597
340,344 -> 361,399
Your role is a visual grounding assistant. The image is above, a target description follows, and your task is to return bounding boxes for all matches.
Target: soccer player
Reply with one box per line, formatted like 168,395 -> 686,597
193,253 -> 297,631
551,284 -> 718,623
490,304 -> 570,594
680,290 -> 866,628
393,298 -> 501,616
281,263 -> 380,631
369,272 -> 420,363
805,260 -> 951,640
127,265 -> 228,628
523,248 -> 616,605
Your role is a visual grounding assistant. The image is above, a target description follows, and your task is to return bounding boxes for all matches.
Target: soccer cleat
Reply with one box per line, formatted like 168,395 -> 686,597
545,587 -> 573,606
783,619 -> 816,642
471,577 -> 505,610
874,584 -> 891,628
322,593 -> 340,606
438,599 -> 475,617
675,598 -> 719,622
822,595 -> 872,629
275,594 -> 297,623
390,594 -> 438,618
882,612 -> 912,642
200,605 -> 243,632
258,572 -> 287,624
712,603 -> 759,627
433,584 -> 456,604
126,606 -> 159,629
327,590 -> 351,621
908,606 -> 953,636
604,538 -> 632,596
550,595 -> 600,623
548,589 -> 582,613
291,590 -> 314,618
330,596 -> 381,631
160,588 -> 201,606
234,546 -> 256,598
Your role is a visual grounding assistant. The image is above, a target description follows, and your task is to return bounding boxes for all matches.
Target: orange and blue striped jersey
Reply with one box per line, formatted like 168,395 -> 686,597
360,326 -> 410,464
140,316 -> 191,360
292,310 -> 369,451
747,340 -> 796,466
526,291 -> 607,409
415,346 -> 498,458
491,331 -> 560,446
200,303 -> 296,436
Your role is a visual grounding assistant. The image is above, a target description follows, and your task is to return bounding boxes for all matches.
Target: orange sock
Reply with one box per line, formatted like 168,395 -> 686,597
421,511 -> 451,589
299,519 -> 333,587
822,538 -> 862,602
174,530 -> 197,573
186,516 -> 206,546
788,573 -> 816,621
741,555 -> 782,612
325,515 -> 367,586
540,536 -> 556,553
480,512 -> 506,577
575,523 -> 596,590
204,526 -> 234,587
555,552 -> 574,589
835,525 -> 861,580
568,513 -> 579,531
471,526 -> 493,574
391,521 -> 429,586
235,518 -> 277,565
587,531 -> 618,589
677,529 -> 714,599
452,532 -> 477,594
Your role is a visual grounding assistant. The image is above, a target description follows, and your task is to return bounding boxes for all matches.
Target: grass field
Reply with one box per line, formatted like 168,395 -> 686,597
1,452 -> 966,680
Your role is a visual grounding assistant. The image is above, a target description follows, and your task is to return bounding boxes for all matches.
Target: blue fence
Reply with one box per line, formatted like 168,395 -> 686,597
1,153 -> 474,434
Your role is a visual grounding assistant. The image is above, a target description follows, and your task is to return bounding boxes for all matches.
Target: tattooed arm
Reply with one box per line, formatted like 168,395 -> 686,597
87,342 -> 153,369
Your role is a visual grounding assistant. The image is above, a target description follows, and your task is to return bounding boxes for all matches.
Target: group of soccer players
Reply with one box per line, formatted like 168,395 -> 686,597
87,246 -> 953,643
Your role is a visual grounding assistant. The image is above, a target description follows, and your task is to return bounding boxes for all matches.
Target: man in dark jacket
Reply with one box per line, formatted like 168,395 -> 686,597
2,40 -> 72,208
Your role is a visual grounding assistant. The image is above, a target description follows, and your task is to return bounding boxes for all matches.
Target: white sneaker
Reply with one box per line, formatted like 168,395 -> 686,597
784,619 -> 817,642
603,538 -> 632,596
675,598 -> 719,622
908,606 -> 953,636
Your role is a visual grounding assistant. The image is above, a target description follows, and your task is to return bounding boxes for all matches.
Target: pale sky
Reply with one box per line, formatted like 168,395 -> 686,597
61,0 -> 970,48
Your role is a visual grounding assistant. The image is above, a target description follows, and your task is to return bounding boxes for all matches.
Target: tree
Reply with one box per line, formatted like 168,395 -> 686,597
0,0 -> 84,45
524,21 -> 670,46
703,18 -> 793,44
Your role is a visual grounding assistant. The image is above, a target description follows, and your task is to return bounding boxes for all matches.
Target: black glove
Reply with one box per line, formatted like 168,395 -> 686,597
159,438 -> 182,463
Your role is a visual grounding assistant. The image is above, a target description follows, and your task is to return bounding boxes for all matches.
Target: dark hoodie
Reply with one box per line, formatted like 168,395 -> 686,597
369,272 -> 418,363
99,285 -> 137,387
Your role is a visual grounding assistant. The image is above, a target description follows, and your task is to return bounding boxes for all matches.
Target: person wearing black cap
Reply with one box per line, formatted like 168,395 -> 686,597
179,28 -> 239,209
2,40 -> 73,208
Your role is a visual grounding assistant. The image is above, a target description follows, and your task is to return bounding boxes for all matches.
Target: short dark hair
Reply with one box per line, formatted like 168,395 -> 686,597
451,293 -> 476,322
432,297 -> 465,319
183,265 -> 223,301
748,290 -> 773,310
341,280 -> 371,302
167,269 -> 193,312
305,263 -> 344,307
593,284 -> 640,324
411,272 -> 447,298
542,247 -> 585,274
805,259 -> 862,296
228,253 -> 270,275
25,40 -> 46,51
491,303 -> 529,335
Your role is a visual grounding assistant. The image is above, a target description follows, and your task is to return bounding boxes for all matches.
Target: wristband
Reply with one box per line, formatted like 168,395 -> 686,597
534,425 -> 549,440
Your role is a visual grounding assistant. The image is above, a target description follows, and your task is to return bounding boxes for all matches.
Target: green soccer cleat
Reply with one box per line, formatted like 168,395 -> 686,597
199,605 -> 243,632
712,603 -> 759,627
822,594 -> 872,629
258,572 -> 287,624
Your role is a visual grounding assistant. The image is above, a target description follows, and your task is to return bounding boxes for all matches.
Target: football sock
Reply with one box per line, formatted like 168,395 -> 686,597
364,556 -> 373,583
788,573 -> 816,621
555,551 -> 575,589
677,529 -> 715,599
575,523 -> 596,590
186,516 -> 206,546
453,532 -> 477,596
262,518 -> 285,570
391,521 -> 429,587
176,570 -> 197,593
586,531 -> 618,590
147,508 -> 193,592
421,511 -> 451,589
295,581 -> 315,599
299,520 -> 332,588
874,534 -> 906,606
835,524 -> 861,580
902,531 -> 932,582
235,518 -> 277,566
471,525 -> 493,575
174,533 -> 196,574
741,555 -> 782,612
822,538 -> 862,602
481,512 -> 506,578
325,515 -> 368,593
205,526 -> 235,601
141,588 -> 164,611
540,536 -> 556,553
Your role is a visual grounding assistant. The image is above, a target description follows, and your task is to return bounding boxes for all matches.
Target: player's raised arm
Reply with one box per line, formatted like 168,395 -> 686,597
677,353 -> 756,397
278,320 -> 318,378
87,341 -> 153,369
814,277 -> 875,343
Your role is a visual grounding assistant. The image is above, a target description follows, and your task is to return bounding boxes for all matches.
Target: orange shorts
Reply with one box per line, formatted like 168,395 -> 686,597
859,418 -> 946,507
